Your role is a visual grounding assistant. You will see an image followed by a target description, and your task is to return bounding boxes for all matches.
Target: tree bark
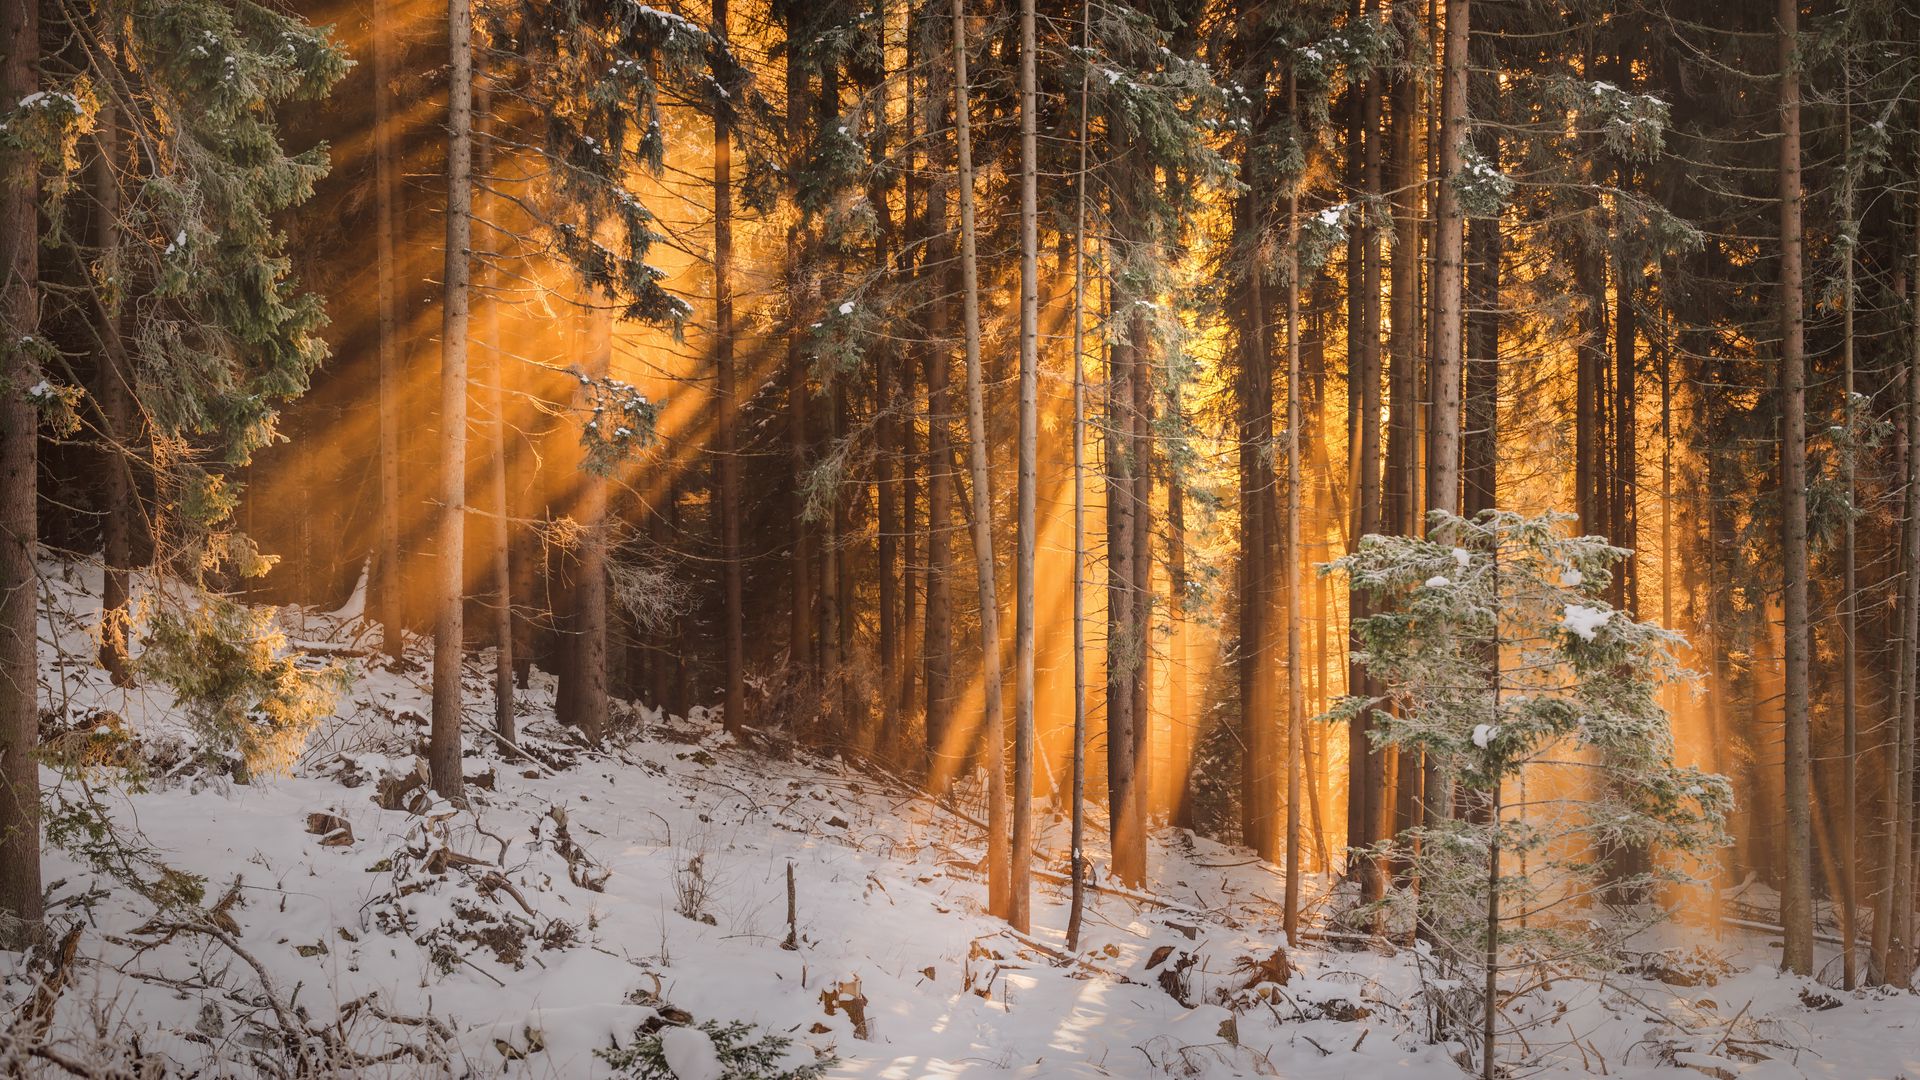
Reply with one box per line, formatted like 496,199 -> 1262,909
430,0 -> 473,800
1066,0 -> 1092,949
714,0 -> 744,735
479,66 -> 513,741
951,0 -> 1008,918
373,0 -> 405,661
92,96 -> 134,688
0,0 -> 44,944
1776,0 -> 1813,977
1008,0 -> 1039,934
1282,69 -> 1304,942
785,36 -> 814,674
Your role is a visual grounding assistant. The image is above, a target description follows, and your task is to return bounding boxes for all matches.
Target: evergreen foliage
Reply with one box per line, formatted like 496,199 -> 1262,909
1324,510 -> 1733,1060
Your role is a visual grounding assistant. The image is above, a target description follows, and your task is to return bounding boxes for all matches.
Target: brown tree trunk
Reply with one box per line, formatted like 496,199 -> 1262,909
430,0 -> 473,800
1283,67 -> 1305,939
951,0 -> 1008,917
92,97 -> 134,688
475,58 -> 513,744
0,0 -> 45,944
785,38 -> 814,675
714,0 -> 744,735
1776,0 -> 1813,976
373,0 -> 405,661
1008,0 -> 1039,933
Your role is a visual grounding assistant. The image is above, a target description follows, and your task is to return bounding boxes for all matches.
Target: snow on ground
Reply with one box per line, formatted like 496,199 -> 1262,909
5,560 -> 1920,1079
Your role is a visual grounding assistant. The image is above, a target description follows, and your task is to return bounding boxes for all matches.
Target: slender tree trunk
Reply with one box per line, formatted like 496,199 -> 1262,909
951,0 -> 1007,917
573,306 -> 612,745
1462,64 -> 1498,521
92,97 -> 134,688
1776,0 -> 1813,976
1007,0 -> 1039,933
1350,3 -> 1387,900
1066,0 -> 1092,949
1838,65 -> 1859,991
373,0 -> 405,661
0,0 -> 44,945
923,162 -> 956,790
1890,221 -> 1920,988
1237,205 -> 1272,862
713,0 -> 744,735
1423,0 -> 1468,835
785,38 -> 814,675
1282,68 -> 1304,941
430,0 -> 473,800
479,67 -> 513,741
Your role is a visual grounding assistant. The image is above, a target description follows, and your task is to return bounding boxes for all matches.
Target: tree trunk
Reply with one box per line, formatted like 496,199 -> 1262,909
92,96 -> 134,688
951,0 -> 1008,917
1349,2 -> 1386,900
430,0 -> 473,800
1838,70 -> 1858,991
1889,221 -> 1920,988
0,0 -> 44,944
372,0 -> 406,662
479,66 -> 513,742
1282,68 -> 1304,941
713,0 -> 744,735
785,36 -> 814,675
1007,0 -> 1039,934
1423,0 -> 1468,836
1067,0 -> 1092,949
1776,0 -> 1813,977
923,136 -> 956,788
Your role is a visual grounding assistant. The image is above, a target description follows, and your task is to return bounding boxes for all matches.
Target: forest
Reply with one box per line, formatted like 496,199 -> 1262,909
3,0 -> 1920,1076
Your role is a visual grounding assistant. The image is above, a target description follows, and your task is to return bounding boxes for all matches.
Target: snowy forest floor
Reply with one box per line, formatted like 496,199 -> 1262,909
4,561 -> 1919,1079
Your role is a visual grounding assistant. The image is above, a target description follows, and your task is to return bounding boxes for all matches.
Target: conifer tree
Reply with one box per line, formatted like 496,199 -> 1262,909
1327,510 -> 1731,1078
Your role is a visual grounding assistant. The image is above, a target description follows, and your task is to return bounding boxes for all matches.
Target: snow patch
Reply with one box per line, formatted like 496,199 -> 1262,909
1562,603 -> 1611,640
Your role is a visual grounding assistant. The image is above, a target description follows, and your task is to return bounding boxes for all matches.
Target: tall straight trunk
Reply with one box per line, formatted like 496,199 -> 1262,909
1423,0 -> 1468,834
1129,255 -> 1154,874
1237,214 -> 1273,862
785,40 -> 814,673
1282,69 -> 1304,940
1575,234 -> 1607,540
1066,0 -> 1092,950
1007,0 -> 1039,933
1838,66 -> 1859,990
431,0 -> 473,800
1384,18 -> 1423,864
1385,12 -> 1419,543
1427,0 -> 1467,525
374,0 -> 405,660
923,165 -> 956,788
573,306 -> 612,744
1776,0 -> 1813,977
1168,471 -> 1192,829
1890,221 -> 1920,988
0,0 -> 44,944
92,97 -> 134,688
816,59 -> 842,696
479,67 -> 513,741
951,0 -> 1008,917
1575,35 -> 1608,544
1349,3 -> 1387,898
1110,277 -> 1143,883
1613,255 -> 1638,613
1462,204 -> 1498,516
713,0 -> 743,735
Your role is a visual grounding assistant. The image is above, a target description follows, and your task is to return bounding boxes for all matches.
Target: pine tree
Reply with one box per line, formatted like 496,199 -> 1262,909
1327,510 -> 1731,1078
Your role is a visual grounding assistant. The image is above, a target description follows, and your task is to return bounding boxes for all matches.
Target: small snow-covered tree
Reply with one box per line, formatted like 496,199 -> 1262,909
1322,509 -> 1731,1080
